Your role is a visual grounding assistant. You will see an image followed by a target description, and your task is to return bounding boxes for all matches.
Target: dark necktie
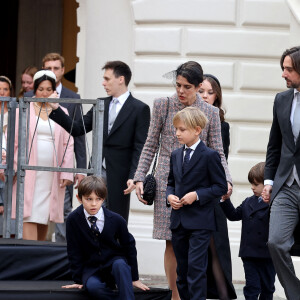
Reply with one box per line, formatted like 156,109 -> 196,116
88,216 -> 100,236
182,148 -> 192,173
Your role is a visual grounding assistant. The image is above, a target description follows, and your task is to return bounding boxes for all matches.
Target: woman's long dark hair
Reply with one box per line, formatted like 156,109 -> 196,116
203,74 -> 225,122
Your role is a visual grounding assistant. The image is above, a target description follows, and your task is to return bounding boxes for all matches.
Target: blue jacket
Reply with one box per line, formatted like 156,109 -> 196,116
220,195 -> 271,258
166,141 -> 227,231
66,205 -> 139,286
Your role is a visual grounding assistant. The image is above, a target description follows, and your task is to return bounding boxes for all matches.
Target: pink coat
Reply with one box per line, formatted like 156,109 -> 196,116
12,103 -> 74,223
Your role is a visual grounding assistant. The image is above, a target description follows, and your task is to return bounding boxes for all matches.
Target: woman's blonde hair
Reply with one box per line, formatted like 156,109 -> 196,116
173,107 -> 208,130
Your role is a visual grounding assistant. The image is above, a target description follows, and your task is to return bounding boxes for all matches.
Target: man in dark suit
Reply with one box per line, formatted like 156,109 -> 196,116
25,53 -> 87,242
166,107 -> 227,300
263,46 -> 300,299
50,61 -> 150,222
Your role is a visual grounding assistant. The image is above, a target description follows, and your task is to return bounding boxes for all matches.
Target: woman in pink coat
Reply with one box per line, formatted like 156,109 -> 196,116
12,70 -> 74,241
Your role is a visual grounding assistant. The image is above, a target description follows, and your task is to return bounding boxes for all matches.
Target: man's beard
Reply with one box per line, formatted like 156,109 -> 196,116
286,80 -> 300,89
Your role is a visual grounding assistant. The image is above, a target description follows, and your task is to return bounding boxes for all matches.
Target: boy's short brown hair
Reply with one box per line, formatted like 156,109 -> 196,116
248,162 -> 265,184
78,176 -> 107,199
173,107 -> 208,130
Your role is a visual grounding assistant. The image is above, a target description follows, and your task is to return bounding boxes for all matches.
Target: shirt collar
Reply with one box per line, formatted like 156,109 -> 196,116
56,83 -> 62,96
113,90 -> 130,105
185,139 -> 201,151
84,206 -> 103,221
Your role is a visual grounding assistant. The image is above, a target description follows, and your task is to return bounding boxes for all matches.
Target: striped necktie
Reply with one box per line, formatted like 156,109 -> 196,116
88,216 -> 100,237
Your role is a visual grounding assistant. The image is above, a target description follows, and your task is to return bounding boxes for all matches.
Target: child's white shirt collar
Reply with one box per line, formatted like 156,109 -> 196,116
185,139 -> 201,151
83,207 -> 105,232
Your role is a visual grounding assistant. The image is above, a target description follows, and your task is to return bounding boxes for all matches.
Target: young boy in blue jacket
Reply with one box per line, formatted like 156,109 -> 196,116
166,107 -> 228,300
62,176 -> 148,299
220,162 -> 276,300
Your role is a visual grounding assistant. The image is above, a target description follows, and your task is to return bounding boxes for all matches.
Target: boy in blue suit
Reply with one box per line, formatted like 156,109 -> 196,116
62,176 -> 149,299
166,107 -> 228,300
220,162 -> 276,300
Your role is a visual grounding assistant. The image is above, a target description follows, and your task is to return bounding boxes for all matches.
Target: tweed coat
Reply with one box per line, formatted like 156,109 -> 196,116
134,93 -> 231,240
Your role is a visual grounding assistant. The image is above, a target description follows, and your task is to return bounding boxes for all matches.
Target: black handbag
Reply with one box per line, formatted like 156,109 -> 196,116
143,98 -> 169,205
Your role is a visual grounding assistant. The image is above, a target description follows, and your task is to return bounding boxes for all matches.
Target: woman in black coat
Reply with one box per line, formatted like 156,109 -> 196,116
199,74 -> 235,299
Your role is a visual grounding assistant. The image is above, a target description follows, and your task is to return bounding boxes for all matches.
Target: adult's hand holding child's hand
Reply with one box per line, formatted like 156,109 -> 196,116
262,185 -> 272,203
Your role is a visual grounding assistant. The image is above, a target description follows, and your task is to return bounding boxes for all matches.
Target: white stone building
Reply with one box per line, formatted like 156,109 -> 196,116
75,1 -> 300,298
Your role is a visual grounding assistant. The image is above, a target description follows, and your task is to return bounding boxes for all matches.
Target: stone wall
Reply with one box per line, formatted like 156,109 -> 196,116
76,0 -> 300,292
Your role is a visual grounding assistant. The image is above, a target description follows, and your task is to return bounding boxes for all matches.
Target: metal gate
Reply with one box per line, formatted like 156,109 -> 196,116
0,96 -> 104,239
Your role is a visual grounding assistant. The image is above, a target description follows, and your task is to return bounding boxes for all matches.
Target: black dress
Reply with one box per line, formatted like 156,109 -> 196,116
221,121 -> 230,161
207,121 -> 237,299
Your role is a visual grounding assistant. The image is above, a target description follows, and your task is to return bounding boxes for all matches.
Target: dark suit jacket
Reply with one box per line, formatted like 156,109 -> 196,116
66,205 -> 139,286
265,88 -> 300,255
50,94 -> 150,221
166,141 -> 227,231
220,196 -> 271,258
25,86 -> 87,198
265,88 -> 300,202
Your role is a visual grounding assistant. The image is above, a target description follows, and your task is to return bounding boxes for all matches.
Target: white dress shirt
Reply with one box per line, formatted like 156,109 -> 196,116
109,90 -> 130,115
183,139 -> 201,162
56,83 -> 62,97
84,207 -> 105,233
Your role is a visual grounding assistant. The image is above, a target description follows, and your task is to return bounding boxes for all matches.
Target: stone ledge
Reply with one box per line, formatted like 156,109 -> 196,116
132,0 -> 236,24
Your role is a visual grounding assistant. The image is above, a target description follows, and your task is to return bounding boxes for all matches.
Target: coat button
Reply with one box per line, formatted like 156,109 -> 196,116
98,251 -> 101,256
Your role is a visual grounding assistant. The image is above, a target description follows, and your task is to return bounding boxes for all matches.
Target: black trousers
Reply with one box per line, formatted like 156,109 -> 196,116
242,257 -> 276,300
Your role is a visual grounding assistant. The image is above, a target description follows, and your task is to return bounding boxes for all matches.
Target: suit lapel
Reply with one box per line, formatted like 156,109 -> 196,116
183,141 -> 205,175
60,86 -> 65,98
175,147 -> 184,178
108,94 -> 135,136
76,206 -> 95,240
249,196 -> 268,215
103,97 -> 111,139
284,90 -> 295,144
100,207 -> 112,237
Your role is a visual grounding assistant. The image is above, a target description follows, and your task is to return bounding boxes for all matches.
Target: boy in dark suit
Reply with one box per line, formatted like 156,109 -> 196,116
62,176 -> 149,299
220,162 -> 276,300
166,107 -> 228,300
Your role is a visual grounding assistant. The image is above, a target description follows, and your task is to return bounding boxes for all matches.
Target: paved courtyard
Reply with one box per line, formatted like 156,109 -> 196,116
140,275 -> 285,299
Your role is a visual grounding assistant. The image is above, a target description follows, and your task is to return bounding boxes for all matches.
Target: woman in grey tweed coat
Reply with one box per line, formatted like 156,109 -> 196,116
134,61 -> 236,299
